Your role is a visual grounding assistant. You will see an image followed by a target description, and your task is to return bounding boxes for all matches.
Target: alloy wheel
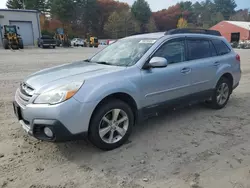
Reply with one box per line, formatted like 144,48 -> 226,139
216,82 -> 229,105
98,109 -> 129,144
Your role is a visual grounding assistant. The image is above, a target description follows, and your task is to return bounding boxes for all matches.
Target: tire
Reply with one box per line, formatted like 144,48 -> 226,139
206,77 -> 231,109
89,99 -> 134,150
53,46 -> 55,49
19,40 -> 24,49
3,39 -> 9,49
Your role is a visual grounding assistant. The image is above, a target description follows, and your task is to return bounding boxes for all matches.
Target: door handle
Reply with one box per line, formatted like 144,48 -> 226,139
181,67 -> 191,74
213,62 -> 220,67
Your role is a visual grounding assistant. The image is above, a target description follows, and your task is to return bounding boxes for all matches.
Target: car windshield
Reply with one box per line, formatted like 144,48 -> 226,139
90,38 -> 157,67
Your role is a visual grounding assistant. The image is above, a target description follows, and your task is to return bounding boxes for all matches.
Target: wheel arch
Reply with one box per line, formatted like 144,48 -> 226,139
89,92 -> 138,132
218,73 -> 234,92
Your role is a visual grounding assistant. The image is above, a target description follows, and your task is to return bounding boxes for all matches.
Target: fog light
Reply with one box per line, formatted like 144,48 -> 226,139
44,127 -> 53,138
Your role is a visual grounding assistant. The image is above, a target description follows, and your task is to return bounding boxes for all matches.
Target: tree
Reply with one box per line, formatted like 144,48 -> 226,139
146,17 -> 157,32
97,0 -> 129,37
104,11 -> 139,38
214,0 -> 237,20
6,0 -> 48,11
230,9 -> 250,21
177,17 -> 188,28
50,0 -> 74,23
153,5 -> 181,31
131,0 -> 152,33
6,0 -> 24,9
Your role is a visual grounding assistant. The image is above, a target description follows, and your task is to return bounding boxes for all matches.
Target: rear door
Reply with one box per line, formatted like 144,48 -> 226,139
186,38 -> 218,93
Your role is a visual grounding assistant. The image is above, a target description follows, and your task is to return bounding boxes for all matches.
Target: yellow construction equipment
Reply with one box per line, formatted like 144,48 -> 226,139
54,28 -> 71,47
1,25 -> 23,50
84,33 -> 99,48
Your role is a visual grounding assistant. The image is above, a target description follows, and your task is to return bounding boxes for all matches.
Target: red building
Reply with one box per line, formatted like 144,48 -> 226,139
210,21 -> 250,42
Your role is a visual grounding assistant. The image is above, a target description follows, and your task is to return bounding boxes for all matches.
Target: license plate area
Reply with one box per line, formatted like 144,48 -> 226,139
13,102 -> 22,120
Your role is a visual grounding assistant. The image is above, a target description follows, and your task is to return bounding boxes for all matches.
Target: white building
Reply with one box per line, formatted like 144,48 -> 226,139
0,9 -> 41,47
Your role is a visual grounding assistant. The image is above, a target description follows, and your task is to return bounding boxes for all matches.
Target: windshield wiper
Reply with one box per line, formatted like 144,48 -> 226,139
84,59 -> 91,62
96,61 -> 113,65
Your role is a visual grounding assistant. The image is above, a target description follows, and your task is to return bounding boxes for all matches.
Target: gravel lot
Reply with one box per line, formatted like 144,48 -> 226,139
0,47 -> 250,188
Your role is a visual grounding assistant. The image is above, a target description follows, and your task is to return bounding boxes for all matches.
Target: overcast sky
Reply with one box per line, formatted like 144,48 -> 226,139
0,0 -> 248,12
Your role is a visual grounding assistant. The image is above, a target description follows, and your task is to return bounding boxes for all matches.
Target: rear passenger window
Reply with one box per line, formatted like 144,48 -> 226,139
212,39 -> 231,55
187,39 -> 211,60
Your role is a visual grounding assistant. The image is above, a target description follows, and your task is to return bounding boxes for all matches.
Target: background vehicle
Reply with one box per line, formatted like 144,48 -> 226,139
84,33 -> 99,47
54,28 -> 71,47
14,29 -> 241,150
71,38 -> 84,47
37,35 -> 57,48
1,25 -> 23,50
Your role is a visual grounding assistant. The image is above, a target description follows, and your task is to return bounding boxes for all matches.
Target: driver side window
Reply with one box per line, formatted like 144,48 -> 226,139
153,39 -> 186,64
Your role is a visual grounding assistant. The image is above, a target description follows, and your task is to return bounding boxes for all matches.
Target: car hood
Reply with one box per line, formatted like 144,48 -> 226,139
24,61 -> 125,92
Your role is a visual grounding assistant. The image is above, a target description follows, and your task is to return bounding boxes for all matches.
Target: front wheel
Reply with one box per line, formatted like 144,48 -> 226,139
89,99 -> 134,150
206,77 -> 231,109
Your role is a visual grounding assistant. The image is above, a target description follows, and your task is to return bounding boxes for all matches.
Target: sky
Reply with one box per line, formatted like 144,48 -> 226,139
0,0 -> 248,11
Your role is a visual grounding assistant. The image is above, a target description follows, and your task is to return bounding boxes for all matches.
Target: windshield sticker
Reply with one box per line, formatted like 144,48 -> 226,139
139,40 -> 156,44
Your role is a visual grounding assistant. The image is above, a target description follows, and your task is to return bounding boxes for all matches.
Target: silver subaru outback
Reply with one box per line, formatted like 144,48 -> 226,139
13,29 -> 241,150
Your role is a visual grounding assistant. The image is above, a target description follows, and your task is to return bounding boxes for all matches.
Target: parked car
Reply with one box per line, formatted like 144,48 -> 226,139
71,38 -> 84,47
37,35 -> 57,48
14,29 -> 241,150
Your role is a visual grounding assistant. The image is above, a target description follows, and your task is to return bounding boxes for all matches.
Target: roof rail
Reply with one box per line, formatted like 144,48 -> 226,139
165,28 -> 222,36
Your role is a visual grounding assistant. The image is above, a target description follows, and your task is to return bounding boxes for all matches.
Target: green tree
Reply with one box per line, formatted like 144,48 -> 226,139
214,0 -> 237,20
104,11 -> 121,38
104,11 -> 140,38
50,0 -> 75,23
72,0 -> 99,35
131,0 -> 152,33
6,0 -> 48,11
6,0 -> 24,9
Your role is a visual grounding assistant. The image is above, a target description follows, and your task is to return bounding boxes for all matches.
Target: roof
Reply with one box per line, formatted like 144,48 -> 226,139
0,9 -> 38,13
225,21 -> 250,30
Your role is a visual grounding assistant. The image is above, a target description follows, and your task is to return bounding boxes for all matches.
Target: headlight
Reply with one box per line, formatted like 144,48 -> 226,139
34,81 -> 83,105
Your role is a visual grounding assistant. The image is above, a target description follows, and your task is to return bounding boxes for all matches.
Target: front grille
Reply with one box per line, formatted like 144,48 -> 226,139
16,83 -> 35,106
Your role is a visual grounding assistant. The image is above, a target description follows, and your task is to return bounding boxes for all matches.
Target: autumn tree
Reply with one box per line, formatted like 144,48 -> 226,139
177,17 -> 188,28
146,17 -> 157,32
131,0 -> 152,33
153,5 -> 181,31
97,0 -> 129,37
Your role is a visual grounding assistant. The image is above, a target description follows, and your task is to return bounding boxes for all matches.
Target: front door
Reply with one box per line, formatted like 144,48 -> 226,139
140,38 -> 193,108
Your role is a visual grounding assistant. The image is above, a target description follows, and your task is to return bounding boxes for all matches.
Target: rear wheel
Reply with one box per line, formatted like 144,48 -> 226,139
206,77 -> 231,109
18,39 -> 24,49
89,99 -> 134,150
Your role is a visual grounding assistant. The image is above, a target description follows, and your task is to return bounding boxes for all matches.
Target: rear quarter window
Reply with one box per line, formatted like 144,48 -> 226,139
212,39 -> 231,56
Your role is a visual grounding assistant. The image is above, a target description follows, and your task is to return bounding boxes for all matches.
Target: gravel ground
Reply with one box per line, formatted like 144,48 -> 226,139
0,47 -> 250,188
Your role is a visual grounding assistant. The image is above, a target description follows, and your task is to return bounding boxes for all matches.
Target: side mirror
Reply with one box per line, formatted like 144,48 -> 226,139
17,26 -> 20,29
147,57 -> 168,68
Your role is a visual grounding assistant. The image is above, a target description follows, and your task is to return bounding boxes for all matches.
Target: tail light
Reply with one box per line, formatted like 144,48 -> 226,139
236,54 -> 240,62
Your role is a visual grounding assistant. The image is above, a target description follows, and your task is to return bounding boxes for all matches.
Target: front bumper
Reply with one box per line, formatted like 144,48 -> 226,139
13,94 -> 98,142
